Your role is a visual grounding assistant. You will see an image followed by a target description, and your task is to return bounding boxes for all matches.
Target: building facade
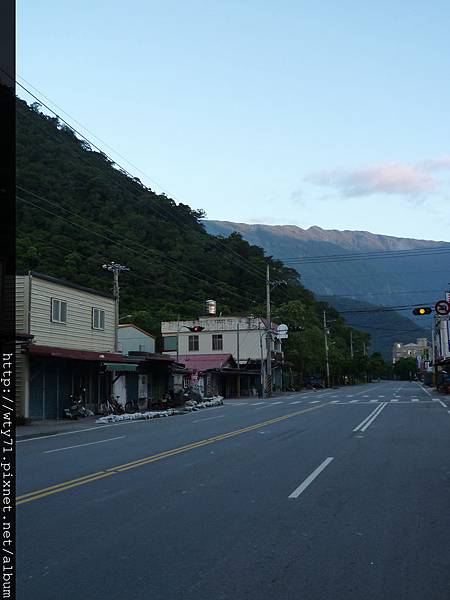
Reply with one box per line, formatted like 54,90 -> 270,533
16,272 -> 130,419
161,315 -> 284,394
118,324 -> 155,355
161,315 -> 282,362
392,337 -> 430,364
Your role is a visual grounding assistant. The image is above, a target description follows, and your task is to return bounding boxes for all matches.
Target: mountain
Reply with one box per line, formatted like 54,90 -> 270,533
204,221 -> 450,317
317,296 -> 429,360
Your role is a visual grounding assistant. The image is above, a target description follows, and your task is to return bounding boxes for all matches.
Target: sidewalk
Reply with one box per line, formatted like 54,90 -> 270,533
16,417 -> 102,441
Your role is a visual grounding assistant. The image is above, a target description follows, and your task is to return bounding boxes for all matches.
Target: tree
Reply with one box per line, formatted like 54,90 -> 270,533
393,357 -> 417,381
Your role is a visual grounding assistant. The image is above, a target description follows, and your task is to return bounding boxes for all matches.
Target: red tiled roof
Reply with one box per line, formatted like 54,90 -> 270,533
177,354 -> 235,373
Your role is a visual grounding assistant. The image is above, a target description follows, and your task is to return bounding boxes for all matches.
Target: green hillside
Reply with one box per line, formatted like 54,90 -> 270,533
16,92 -> 381,382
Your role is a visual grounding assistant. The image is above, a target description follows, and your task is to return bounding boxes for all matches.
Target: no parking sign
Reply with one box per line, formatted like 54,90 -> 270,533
435,300 -> 450,316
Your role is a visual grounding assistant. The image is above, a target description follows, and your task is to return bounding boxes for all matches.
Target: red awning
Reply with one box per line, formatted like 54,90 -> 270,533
25,344 -> 137,363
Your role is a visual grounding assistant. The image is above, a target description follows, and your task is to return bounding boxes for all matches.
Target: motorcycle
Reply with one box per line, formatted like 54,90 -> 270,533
64,390 -> 88,419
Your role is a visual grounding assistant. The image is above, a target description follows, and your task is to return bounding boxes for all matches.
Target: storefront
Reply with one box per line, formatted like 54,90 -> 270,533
24,344 -> 137,419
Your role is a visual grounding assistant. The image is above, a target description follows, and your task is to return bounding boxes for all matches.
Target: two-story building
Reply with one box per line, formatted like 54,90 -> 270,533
16,272 -> 136,419
161,314 -> 284,396
392,338 -> 430,364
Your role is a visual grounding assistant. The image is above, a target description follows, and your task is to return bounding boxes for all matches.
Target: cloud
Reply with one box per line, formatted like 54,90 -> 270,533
305,157 -> 450,198
418,156 -> 450,172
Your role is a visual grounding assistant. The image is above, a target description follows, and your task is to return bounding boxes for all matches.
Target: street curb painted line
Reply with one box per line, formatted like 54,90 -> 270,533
353,403 -> 386,433
43,436 -> 125,454
192,415 -> 225,423
288,457 -> 334,499
17,403 -> 329,506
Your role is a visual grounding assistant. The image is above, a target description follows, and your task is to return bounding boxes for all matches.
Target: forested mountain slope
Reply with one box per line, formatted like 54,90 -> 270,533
16,93 -> 361,371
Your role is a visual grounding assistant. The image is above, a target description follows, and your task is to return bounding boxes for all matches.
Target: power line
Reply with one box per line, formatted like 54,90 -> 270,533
318,288 -> 445,299
19,230 -> 251,309
17,194 -> 261,305
283,247 -> 450,265
17,184 -> 257,295
337,303 -> 438,315
299,267 -> 450,281
11,70 -> 267,281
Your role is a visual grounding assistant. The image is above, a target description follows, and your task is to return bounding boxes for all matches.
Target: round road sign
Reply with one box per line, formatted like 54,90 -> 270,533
435,300 -> 450,316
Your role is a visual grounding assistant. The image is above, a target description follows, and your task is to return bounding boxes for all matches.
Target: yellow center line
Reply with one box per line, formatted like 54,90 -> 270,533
17,402 -> 329,506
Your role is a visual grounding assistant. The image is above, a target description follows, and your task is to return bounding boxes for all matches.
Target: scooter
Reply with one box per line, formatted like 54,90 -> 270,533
64,392 -> 88,419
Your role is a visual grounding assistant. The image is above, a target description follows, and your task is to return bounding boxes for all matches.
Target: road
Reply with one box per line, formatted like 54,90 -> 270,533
17,381 -> 450,600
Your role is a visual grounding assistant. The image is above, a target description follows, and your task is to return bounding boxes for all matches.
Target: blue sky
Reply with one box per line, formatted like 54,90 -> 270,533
17,1 -> 450,241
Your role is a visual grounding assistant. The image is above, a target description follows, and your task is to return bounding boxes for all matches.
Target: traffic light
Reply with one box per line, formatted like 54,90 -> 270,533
188,326 -> 205,332
412,307 -> 432,316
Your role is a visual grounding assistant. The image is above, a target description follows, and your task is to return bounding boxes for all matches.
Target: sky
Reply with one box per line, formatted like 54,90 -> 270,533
17,0 -> 450,241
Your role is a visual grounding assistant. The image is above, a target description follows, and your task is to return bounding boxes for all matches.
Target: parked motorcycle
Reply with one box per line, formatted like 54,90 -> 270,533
64,390 -> 88,419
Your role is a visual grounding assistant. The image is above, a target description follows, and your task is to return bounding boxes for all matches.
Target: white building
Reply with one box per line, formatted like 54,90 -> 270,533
161,314 -> 284,394
392,337 -> 430,364
161,315 -> 283,363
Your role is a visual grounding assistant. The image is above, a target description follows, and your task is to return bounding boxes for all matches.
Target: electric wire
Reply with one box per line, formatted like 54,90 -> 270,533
17,194 -> 261,305
10,70 -> 267,280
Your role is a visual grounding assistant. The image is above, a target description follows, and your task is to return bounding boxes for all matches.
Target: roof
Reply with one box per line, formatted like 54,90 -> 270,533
18,272 -> 115,300
177,354 -> 236,373
24,344 -> 138,363
127,351 -> 176,364
118,323 -> 156,339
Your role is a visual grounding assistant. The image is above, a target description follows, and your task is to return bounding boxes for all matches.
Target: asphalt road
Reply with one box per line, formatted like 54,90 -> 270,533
17,381 -> 450,600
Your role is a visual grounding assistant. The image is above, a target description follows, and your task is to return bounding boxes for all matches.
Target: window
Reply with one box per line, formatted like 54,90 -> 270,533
163,336 -> 178,352
212,334 -> 223,351
188,335 -> 199,352
92,307 -> 105,330
51,298 -> 67,323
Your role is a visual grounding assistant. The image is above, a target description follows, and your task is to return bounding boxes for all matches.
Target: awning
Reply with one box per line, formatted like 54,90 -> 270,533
103,362 -> 138,372
25,344 -> 135,363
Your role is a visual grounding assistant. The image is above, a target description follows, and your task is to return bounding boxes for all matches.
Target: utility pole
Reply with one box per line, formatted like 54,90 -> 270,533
236,322 -> 240,398
323,310 -> 330,388
102,261 -> 130,352
363,340 -> 368,383
259,327 -> 265,399
176,314 -> 180,364
266,264 -> 272,397
350,330 -> 354,359
431,317 -> 437,387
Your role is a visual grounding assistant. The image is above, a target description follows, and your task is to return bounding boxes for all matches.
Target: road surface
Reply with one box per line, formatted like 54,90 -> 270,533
17,381 -> 450,599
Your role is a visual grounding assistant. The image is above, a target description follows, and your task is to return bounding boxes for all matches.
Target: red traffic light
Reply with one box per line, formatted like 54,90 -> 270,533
188,326 -> 205,332
412,307 -> 432,316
